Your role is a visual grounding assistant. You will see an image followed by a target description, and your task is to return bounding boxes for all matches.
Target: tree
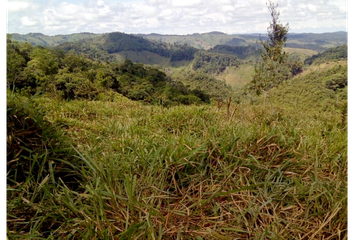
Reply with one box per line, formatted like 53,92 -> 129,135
249,0 -> 291,103
7,40 -> 27,91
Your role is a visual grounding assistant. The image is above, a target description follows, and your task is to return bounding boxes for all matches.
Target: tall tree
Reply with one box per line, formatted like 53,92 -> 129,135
7,39 -> 28,91
249,0 -> 291,102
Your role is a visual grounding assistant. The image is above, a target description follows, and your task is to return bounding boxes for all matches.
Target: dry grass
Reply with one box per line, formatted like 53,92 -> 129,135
7,90 -> 347,239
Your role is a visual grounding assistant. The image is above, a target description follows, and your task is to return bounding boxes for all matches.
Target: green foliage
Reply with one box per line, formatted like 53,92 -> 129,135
304,44 -> 348,65
10,31 -> 347,55
209,44 -> 260,60
171,68 -> 234,100
57,32 -> 198,64
7,74 -> 347,237
104,32 -> 154,53
9,32 -> 102,47
7,29 -> 347,240
7,40 -> 209,106
267,63 -> 347,114
249,1 -> 302,96
7,92 -> 85,238
6,39 -> 28,90
193,51 -> 239,74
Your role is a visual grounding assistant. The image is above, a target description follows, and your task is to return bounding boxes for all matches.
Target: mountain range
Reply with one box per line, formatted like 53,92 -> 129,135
8,31 -> 347,90
9,31 -> 347,51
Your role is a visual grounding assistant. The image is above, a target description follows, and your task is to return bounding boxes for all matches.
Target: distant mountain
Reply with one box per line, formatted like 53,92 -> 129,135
9,31 -> 347,53
138,32 -> 242,49
9,32 -> 102,47
8,31 -> 347,71
53,32 -> 199,66
140,31 -> 347,52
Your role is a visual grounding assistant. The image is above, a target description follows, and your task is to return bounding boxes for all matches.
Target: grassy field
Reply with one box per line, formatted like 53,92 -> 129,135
217,65 -> 255,89
7,59 -> 347,239
284,47 -> 318,56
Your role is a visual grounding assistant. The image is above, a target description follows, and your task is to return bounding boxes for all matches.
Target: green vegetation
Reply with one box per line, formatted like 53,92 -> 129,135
7,61 -> 347,237
169,67 -> 234,100
209,45 -> 260,60
7,38 -> 210,106
192,51 -> 240,74
9,32 -> 102,47
249,1 -> 303,100
55,32 -> 198,64
140,31 -> 347,52
7,4 -> 347,238
218,64 -> 255,89
10,31 -> 347,57
304,44 -> 348,65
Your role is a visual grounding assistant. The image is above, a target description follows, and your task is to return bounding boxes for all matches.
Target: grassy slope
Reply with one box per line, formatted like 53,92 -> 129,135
284,47 -> 318,56
7,61 -> 347,239
217,64 -> 255,88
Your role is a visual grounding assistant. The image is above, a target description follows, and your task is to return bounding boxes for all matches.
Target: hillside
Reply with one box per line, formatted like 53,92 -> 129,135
7,57 -> 347,238
54,32 -> 199,65
264,62 -> 347,112
304,44 -> 348,65
6,38 -> 212,105
7,20 -> 348,238
9,32 -> 102,46
10,31 -> 347,52
140,31 -> 347,52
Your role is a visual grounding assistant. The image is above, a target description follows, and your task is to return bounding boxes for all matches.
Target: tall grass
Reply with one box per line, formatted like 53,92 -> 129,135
7,88 -> 347,239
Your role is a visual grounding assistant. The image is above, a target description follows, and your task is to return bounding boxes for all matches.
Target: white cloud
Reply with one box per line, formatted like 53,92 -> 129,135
7,1 -> 30,12
171,0 -> 203,8
21,16 -> 37,26
6,0 -> 347,35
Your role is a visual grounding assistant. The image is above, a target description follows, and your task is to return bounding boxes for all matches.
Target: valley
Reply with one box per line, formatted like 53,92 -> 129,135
6,29 -> 348,239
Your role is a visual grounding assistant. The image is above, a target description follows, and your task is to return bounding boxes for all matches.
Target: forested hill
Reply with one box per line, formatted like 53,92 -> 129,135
139,31 -> 347,51
304,44 -> 348,65
9,32 -> 102,47
10,31 -> 347,52
49,32 -> 199,65
8,31 -> 347,68
6,38 -> 212,105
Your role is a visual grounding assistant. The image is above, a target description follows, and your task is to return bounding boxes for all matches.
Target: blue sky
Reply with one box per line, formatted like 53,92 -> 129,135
6,0 -> 348,35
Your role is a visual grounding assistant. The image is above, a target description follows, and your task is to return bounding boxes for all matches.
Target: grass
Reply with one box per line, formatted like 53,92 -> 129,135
284,47 -> 318,56
217,64 -> 255,89
7,73 -> 347,239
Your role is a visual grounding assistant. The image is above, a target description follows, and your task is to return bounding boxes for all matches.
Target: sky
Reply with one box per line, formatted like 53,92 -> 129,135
6,0 -> 348,36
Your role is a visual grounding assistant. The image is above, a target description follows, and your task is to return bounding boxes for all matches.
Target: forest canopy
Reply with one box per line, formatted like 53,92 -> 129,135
6,38 -> 210,106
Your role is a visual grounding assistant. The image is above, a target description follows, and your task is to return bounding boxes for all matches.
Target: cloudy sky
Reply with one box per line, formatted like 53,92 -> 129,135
6,0 -> 348,36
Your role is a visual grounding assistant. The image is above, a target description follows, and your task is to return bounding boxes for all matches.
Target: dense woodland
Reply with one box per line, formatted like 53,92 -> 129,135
192,51 -> 240,74
7,37 -> 210,106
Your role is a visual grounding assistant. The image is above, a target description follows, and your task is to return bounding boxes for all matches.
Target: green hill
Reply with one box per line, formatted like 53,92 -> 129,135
9,32 -> 102,46
6,39 -> 211,105
55,32 -> 199,64
10,31 -> 347,53
209,45 -> 261,60
266,62 -> 347,113
7,58 -> 347,238
141,31 -> 347,52
304,44 -> 348,65
7,25 -> 348,239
